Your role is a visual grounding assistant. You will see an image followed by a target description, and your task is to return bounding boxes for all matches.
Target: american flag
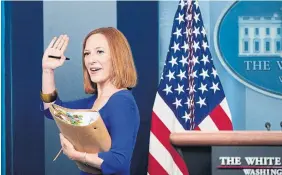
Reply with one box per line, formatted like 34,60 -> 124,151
148,0 -> 233,174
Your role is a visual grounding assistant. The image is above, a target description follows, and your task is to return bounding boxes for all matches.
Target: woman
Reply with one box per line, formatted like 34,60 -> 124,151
40,27 -> 140,175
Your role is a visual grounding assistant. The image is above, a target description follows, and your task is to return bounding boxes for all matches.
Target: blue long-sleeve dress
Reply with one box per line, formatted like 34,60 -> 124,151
40,89 -> 140,175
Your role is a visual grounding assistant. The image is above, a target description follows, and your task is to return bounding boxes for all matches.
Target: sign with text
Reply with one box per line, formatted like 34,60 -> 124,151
212,146 -> 282,175
215,1 -> 282,99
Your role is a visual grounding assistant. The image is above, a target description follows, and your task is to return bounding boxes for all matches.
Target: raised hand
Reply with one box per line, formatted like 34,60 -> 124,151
42,35 -> 69,70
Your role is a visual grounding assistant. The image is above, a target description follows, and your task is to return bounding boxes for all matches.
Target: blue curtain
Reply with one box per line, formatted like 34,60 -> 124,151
1,2 -> 6,174
2,2 -> 45,174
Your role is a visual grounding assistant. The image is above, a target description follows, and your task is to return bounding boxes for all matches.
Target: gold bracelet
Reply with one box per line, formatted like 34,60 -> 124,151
83,152 -> 88,165
40,89 -> 58,103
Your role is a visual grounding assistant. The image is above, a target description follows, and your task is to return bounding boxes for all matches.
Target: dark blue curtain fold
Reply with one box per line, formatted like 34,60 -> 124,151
2,1 -> 7,175
3,1 -> 45,175
117,2 -> 159,175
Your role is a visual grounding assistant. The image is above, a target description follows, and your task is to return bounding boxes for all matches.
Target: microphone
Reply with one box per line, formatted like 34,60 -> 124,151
265,122 -> 271,131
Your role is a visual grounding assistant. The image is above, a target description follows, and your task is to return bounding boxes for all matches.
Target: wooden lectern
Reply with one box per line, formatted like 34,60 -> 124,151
170,131 -> 282,175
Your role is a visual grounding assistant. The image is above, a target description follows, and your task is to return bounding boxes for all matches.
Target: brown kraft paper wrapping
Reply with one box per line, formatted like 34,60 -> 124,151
49,104 -> 112,174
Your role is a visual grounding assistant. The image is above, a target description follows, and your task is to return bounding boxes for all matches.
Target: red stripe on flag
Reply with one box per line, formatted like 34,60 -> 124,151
148,153 -> 168,175
150,111 -> 189,175
209,105 -> 233,130
194,126 -> 201,130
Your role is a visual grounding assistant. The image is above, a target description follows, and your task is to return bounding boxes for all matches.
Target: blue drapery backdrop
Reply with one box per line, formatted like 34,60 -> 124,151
3,1 -> 45,174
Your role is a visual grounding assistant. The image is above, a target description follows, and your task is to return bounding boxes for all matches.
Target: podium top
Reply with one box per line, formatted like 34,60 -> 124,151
170,131 -> 282,146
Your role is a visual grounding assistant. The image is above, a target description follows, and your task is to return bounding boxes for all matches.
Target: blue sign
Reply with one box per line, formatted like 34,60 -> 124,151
215,1 -> 282,99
